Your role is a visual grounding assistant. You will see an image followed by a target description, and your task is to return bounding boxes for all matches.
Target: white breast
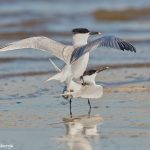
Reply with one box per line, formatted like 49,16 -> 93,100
71,53 -> 89,79
73,84 -> 103,99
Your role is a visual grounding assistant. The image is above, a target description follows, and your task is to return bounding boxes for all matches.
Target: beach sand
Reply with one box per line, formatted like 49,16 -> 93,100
0,67 -> 149,150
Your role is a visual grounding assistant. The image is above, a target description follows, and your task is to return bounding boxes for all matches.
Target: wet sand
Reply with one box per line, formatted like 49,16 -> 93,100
0,67 -> 149,149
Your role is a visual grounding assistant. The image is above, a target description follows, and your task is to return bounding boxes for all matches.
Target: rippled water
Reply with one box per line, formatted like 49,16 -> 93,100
0,0 -> 150,71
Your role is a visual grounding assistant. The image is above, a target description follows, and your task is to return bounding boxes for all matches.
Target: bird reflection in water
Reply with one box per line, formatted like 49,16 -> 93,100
57,114 -> 103,150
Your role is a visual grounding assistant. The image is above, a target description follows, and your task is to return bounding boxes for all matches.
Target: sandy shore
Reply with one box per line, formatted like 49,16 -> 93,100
0,67 -> 149,149
0,67 -> 149,128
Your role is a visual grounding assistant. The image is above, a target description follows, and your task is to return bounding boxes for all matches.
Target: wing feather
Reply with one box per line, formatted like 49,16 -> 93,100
0,36 -> 73,63
70,36 -> 136,63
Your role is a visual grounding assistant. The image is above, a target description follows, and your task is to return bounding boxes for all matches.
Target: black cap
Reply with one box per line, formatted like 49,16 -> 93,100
72,28 -> 90,34
82,66 -> 109,76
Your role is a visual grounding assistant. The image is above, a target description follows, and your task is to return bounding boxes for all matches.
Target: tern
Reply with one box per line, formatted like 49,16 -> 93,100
0,28 -> 136,115
50,58 -> 109,116
0,28 -> 136,92
60,65 -> 109,116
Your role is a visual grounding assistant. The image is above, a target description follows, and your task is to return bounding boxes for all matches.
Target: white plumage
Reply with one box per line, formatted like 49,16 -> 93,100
0,28 -> 136,88
0,28 -> 136,115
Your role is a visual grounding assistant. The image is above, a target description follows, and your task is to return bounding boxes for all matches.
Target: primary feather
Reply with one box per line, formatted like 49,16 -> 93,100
70,36 -> 136,63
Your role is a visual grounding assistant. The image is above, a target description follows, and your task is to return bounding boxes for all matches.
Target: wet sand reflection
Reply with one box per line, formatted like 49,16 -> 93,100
57,114 -> 103,150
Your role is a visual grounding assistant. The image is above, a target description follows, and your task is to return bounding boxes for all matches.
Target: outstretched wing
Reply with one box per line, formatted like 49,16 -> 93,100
0,36 -> 73,63
70,36 -> 136,63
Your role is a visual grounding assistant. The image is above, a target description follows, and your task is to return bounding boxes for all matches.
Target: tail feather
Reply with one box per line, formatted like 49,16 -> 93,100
46,72 -> 62,82
49,58 -> 61,72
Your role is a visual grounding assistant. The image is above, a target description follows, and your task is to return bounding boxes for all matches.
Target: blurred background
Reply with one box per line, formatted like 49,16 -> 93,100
0,2 -> 150,149
0,0 -> 150,75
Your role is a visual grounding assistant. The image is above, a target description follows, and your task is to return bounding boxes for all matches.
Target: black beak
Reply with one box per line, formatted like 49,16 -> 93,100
97,66 -> 109,73
90,31 -> 101,35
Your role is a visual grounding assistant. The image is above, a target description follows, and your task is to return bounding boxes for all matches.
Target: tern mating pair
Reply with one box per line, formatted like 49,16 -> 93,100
0,28 -> 136,116
50,58 -> 109,116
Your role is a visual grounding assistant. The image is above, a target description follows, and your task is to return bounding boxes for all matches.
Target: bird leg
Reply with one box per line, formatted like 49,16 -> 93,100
69,98 -> 72,118
88,108 -> 91,117
88,99 -> 91,108
88,99 -> 91,117
80,76 -> 85,86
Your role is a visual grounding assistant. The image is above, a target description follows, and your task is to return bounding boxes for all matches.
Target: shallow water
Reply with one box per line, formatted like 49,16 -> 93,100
0,1 -> 150,150
0,68 -> 150,150
0,0 -> 150,75
0,88 -> 150,150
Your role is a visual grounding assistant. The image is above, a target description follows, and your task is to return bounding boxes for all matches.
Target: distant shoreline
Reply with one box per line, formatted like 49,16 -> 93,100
0,62 -> 149,79
93,7 -> 150,21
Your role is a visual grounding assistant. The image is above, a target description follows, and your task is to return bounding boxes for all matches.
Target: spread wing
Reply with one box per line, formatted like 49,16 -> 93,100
70,36 -> 136,63
0,36 -> 74,63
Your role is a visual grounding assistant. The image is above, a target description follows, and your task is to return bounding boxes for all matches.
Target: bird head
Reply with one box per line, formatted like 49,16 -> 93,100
80,66 -> 109,85
72,28 -> 101,47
